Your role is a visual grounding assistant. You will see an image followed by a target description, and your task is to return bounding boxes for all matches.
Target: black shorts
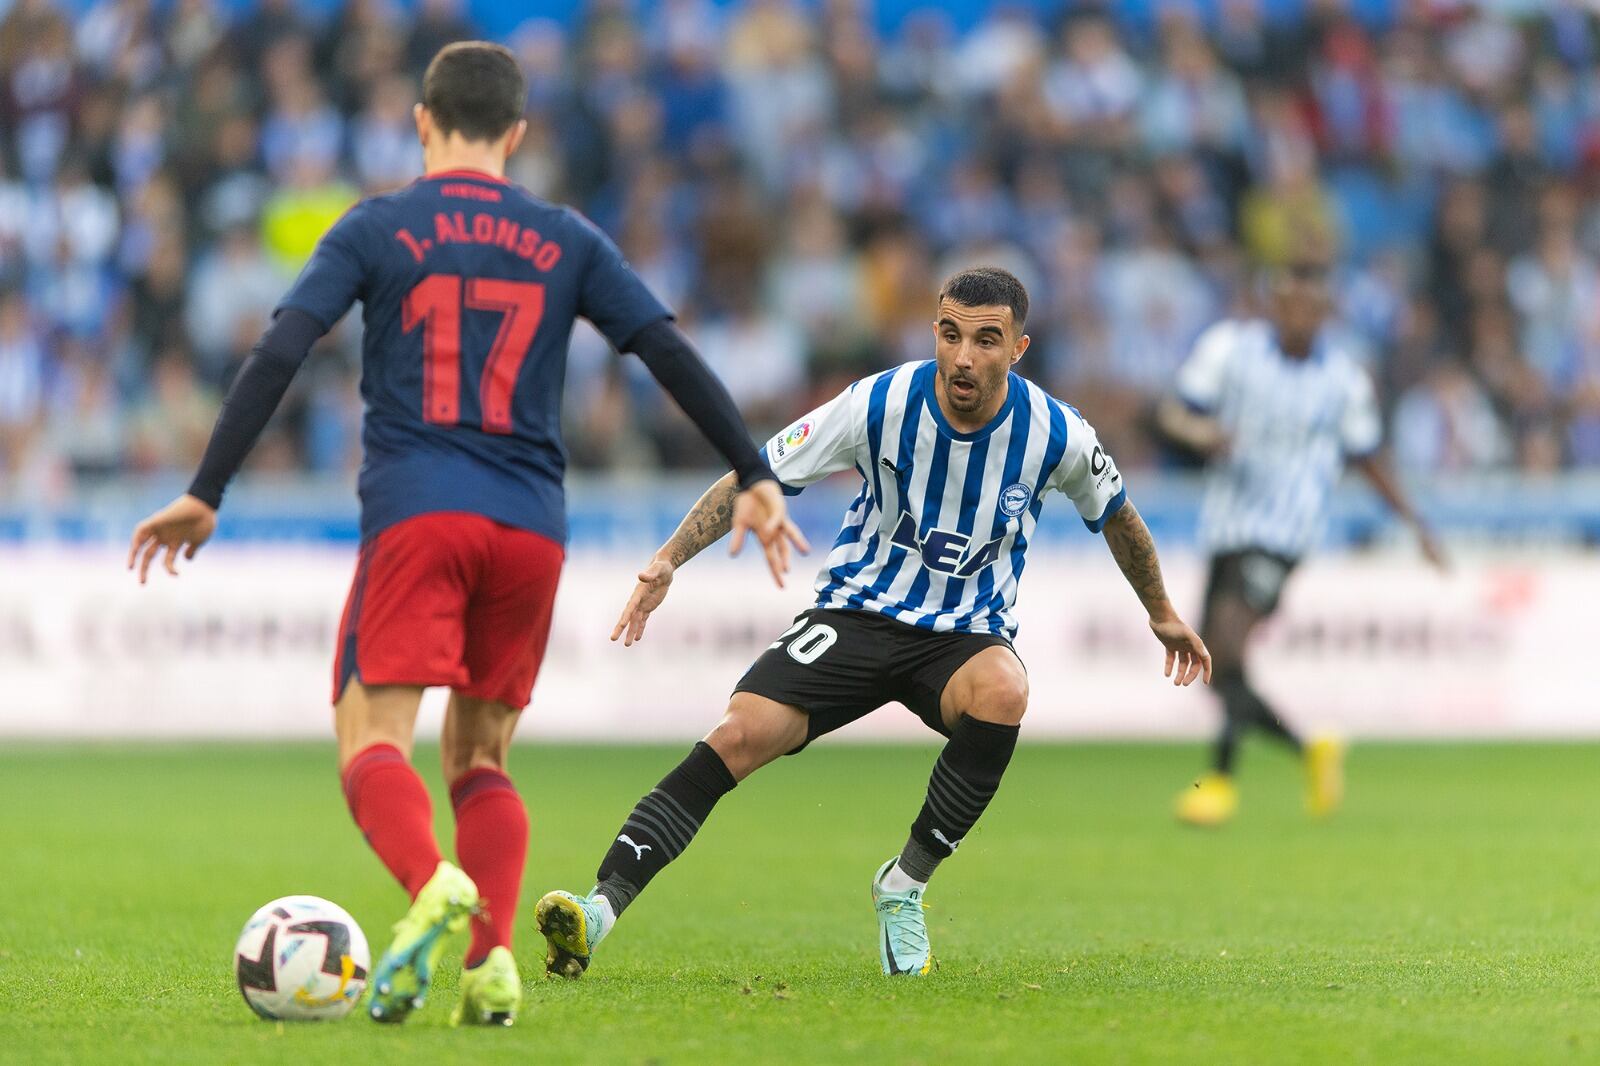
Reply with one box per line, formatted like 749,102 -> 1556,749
733,607 -> 1017,751
1202,549 -> 1299,624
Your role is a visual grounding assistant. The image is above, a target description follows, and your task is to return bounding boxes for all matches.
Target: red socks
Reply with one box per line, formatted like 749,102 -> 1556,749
450,767 -> 529,969
341,744 -> 443,899
341,746 -> 528,968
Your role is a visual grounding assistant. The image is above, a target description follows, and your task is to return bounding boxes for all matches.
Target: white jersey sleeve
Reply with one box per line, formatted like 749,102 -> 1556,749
1340,366 -> 1382,457
760,386 -> 865,495
1047,404 -> 1128,532
1174,320 -> 1239,412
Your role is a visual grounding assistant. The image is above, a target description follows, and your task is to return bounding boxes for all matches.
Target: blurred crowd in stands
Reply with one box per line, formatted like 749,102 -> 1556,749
3,0 -> 1600,503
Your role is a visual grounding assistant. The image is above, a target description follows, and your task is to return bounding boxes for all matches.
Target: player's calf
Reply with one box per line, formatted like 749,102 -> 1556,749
889,714 -> 1020,891
879,651 -> 1027,896
871,708 -> 1019,977
536,735 -> 746,978
442,694 -> 529,972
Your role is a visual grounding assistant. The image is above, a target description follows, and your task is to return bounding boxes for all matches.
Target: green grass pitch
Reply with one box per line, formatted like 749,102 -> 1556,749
0,741 -> 1596,1064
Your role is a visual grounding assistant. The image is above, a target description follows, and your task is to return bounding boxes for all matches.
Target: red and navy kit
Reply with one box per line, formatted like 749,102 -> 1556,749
262,171 -> 677,705
185,168 -> 769,707
277,170 -> 671,546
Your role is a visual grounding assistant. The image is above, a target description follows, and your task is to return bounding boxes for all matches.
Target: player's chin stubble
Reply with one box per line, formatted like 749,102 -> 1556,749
941,372 -> 987,413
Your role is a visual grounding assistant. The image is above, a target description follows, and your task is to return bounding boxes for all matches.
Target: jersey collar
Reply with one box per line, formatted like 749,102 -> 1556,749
919,362 -> 1019,443
1267,322 -> 1329,366
422,168 -> 510,185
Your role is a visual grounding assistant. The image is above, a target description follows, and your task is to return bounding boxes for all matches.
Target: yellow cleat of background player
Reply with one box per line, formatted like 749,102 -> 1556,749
1176,772 -> 1238,826
1305,735 -> 1346,817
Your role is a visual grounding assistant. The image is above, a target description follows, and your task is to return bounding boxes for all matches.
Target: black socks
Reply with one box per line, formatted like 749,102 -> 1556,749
596,718 -> 1021,910
595,741 -> 737,915
1212,668 -> 1302,774
897,716 -> 1020,884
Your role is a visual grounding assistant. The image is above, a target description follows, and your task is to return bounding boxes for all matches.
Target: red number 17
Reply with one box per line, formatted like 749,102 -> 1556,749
402,273 -> 545,434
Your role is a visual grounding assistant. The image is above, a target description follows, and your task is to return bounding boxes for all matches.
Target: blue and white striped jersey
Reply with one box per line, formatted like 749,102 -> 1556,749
760,361 -> 1127,639
1176,319 -> 1382,560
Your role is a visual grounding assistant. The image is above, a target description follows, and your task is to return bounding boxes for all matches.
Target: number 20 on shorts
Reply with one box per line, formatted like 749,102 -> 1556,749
771,618 -> 839,665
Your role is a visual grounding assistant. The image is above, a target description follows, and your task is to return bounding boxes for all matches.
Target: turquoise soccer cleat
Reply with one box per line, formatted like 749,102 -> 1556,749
872,858 -> 932,977
368,861 -> 480,1023
533,890 -> 611,980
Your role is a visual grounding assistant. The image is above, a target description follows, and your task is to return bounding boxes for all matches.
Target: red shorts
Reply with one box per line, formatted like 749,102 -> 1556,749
333,512 -> 564,708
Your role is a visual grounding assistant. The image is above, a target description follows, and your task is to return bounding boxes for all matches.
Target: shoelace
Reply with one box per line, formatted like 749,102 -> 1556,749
879,898 -> 931,957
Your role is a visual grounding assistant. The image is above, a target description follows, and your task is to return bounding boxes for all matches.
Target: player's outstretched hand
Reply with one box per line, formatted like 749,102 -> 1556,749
127,494 -> 217,585
728,479 -> 810,588
611,557 -> 675,647
1150,614 -> 1212,687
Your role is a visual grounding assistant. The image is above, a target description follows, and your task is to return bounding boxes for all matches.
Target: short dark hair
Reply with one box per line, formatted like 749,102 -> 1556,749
938,267 -> 1029,332
422,42 -> 525,142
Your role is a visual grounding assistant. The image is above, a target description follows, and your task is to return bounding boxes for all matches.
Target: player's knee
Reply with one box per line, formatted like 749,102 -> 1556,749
956,664 -> 1028,726
440,692 -> 521,780
705,700 -> 801,779
704,715 -> 761,775
440,740 -> 508,782
334,683 -> 418,768
978,670 -> 1030,725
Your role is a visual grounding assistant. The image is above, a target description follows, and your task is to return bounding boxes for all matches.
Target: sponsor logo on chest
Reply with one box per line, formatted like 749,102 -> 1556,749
887,509 -> 1015,577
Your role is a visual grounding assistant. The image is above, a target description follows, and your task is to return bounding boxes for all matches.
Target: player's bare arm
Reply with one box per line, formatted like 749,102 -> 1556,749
618,319 -> 811,580
611,474 -> 809,646
1350,453 -> 1448,572
1101,502 -> 1212,686
1155,396 -> 1229,458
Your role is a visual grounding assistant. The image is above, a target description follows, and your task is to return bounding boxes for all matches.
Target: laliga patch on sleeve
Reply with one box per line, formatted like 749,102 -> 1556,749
769,419 -> 814,460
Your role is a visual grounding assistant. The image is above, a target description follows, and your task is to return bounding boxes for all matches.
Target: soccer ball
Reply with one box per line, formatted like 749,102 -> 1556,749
234,895 -> 370,1021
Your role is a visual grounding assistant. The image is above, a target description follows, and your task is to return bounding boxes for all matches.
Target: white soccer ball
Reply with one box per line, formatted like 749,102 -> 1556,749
234,895 -> 370,1021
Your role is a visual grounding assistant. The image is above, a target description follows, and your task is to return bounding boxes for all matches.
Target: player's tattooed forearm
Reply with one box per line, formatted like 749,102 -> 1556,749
665,475 -> 740,568
1103,504 -> 1170,612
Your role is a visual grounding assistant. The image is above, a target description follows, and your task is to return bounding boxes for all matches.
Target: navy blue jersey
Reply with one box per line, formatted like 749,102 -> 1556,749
277,169 -> 671,543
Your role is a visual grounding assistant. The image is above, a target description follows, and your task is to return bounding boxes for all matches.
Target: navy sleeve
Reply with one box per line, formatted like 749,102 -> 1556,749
573,212 -> 673,349
187,309 -> 325,508
275,204 -> 371,331
627,320 -> 773,489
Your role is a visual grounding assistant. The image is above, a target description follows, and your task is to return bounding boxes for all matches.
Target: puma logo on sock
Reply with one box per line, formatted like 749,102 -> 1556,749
618,834 -> 652,861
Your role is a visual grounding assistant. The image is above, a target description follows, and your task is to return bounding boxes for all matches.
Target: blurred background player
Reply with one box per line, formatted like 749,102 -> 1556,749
1158,254 -> 1447,828
126,42 -> 802,1026
533,268 -> 1211,979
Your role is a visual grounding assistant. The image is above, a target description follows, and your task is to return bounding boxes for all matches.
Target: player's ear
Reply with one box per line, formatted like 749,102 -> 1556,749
413,104 -> 431,147
1012,333 -> 1030,364
503,119 -> 528,160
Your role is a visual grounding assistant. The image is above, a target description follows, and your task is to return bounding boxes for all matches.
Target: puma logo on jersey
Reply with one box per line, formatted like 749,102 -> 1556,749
617,834 -> 652,861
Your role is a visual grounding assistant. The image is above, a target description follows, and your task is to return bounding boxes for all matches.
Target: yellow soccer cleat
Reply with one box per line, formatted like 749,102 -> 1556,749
450,945 -> 522,1027
1305,735 -> 1346,817
1176,772 -> 1239,827
368,861 -> 480,1024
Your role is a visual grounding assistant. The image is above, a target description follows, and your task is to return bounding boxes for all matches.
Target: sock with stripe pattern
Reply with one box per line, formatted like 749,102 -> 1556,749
896,715 -> 1019,884
593,741 -> 736,915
